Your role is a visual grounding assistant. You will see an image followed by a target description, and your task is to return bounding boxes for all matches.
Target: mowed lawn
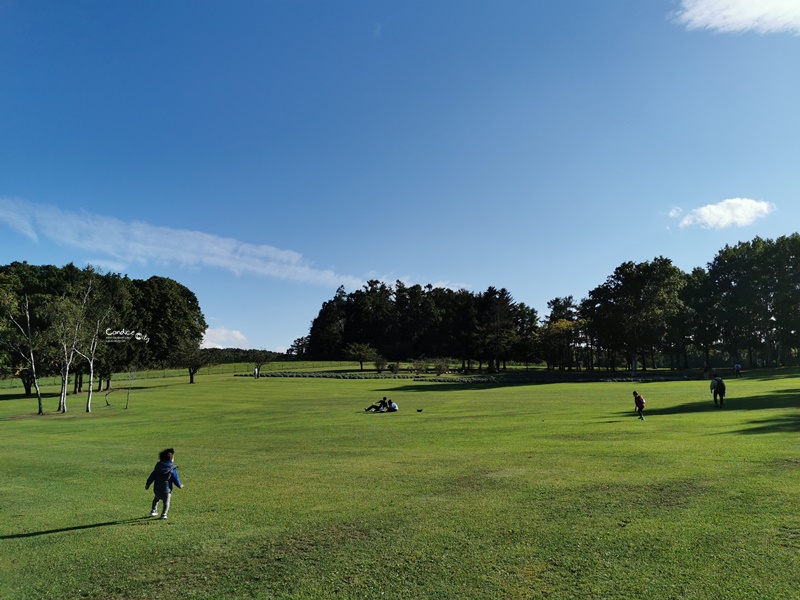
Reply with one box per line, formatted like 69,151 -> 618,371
1,371 -> 798,599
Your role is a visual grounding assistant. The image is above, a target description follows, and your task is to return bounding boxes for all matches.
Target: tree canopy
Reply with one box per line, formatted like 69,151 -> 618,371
304,234 -> 800,371
0,262 -> 206,413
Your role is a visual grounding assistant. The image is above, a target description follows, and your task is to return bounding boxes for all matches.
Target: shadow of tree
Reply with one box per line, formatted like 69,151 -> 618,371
375,380 -> 559,394
0,516 -> 154,540
0,392 -> 60,402
729,414 -> 800,435
635,389 -> 800,434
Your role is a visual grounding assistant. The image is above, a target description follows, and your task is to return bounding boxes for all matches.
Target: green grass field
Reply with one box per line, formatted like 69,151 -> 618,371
1,370 -> 798,599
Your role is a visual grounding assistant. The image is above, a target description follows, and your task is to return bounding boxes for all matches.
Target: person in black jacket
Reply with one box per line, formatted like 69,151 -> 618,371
365,397 -> 389,412
710,375 -> 726,408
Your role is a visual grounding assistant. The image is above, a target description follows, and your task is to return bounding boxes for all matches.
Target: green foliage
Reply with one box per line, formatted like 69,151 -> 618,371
306,234 -> 800,373
2,371 -> 799,598
432,357 -> 451,376
343,342 -> 378,371
412,356 -> 428,374
0,263 -> 207,402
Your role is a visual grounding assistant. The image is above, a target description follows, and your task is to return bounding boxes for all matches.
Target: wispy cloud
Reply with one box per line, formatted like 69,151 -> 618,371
202,326 -> 248,349
675,0 -> 800,34
674,197 -> 775,228
0,198 -> 365,289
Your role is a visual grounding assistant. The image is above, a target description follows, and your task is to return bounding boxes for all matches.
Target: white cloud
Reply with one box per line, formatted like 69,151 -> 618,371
675,0 -> 800,34
0,198 -> 365,289
0,198 -> 39,241
201,327 -> 248,349
676,197 -> 775,228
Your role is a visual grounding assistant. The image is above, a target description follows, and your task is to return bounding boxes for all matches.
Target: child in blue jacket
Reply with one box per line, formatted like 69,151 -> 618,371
145,448 -> 184,520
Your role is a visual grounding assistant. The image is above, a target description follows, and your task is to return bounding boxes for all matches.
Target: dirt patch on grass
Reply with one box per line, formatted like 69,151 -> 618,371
578,479 -> 709,511
768,457 -> 800,470
775,525 -> 800,549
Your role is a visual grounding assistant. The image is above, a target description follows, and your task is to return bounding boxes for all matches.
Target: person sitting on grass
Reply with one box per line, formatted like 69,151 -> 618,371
386,399 -> 398,412
365,397 -> 389,412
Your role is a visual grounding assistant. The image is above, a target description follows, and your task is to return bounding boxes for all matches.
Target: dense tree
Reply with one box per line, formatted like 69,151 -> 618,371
307,286 -> 348,358
392,282 -> 441,360
287,336 -> 310,357
74,272 -> 130,412
543,297 -> 578,370
582,258 -> 685,371
0,263 -> 207,411
772,234 -> 800,364
1,291 -> 46,414
680,267 -> 718,368
511,302 -> 540,368
344,342 -> 378,371
170,339 -> 208,384
135,276 -> 206,367
477,287 -> 516,372
0,262 -> 66,413
710,240 -> 771,367
342,280 -> 394,357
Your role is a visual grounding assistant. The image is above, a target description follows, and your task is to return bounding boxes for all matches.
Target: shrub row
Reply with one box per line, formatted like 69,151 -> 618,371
237,372 -> 506,383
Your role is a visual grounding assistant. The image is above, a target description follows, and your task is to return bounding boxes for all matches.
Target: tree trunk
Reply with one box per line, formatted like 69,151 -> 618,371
85,361 -> 95,413
19,371 -> 34,396
58,365 -> 70,413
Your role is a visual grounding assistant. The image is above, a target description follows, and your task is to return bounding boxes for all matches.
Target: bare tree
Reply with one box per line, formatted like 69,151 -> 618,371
50,281 -> 91,413
4,294 -> 45,415
74,271 -> 121,413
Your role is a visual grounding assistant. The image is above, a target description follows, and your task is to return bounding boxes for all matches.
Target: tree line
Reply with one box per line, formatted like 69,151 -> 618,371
0,262 -> 208,414
297,234 -> 800,373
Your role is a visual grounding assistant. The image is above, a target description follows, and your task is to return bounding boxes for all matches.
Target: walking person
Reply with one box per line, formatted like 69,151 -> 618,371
710,374 -> 726,408
633,390 -> 646,420
146,448 -> 184,520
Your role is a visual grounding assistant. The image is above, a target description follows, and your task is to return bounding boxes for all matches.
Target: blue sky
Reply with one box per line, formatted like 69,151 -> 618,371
1,0 -> 798,351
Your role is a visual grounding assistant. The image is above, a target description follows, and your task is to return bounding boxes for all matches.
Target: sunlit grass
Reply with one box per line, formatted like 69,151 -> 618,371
1,371 -> 798,598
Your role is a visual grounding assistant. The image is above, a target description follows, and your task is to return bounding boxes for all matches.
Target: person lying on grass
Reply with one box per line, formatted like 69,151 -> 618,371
365,397 -> 398,412
365,397 -> 389,412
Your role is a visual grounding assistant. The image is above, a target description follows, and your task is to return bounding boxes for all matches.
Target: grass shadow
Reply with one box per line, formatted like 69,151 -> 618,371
637,389 -> 800,434
729,413 -> 800,434
644,390 -> 800,416
0,392 -> 60,402
1,516 -> 156,540
376,380 -> 558,394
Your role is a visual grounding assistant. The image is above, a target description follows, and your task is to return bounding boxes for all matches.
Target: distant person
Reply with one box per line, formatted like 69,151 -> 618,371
386,399 -> 398,412
703,362 -> 710,380
734,363 -> 742,378
633,391 -> 645,420
254,366 -> 259,379
365,397 -> 389,412
145,448 -> 184,520
710,374 -> 726,408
